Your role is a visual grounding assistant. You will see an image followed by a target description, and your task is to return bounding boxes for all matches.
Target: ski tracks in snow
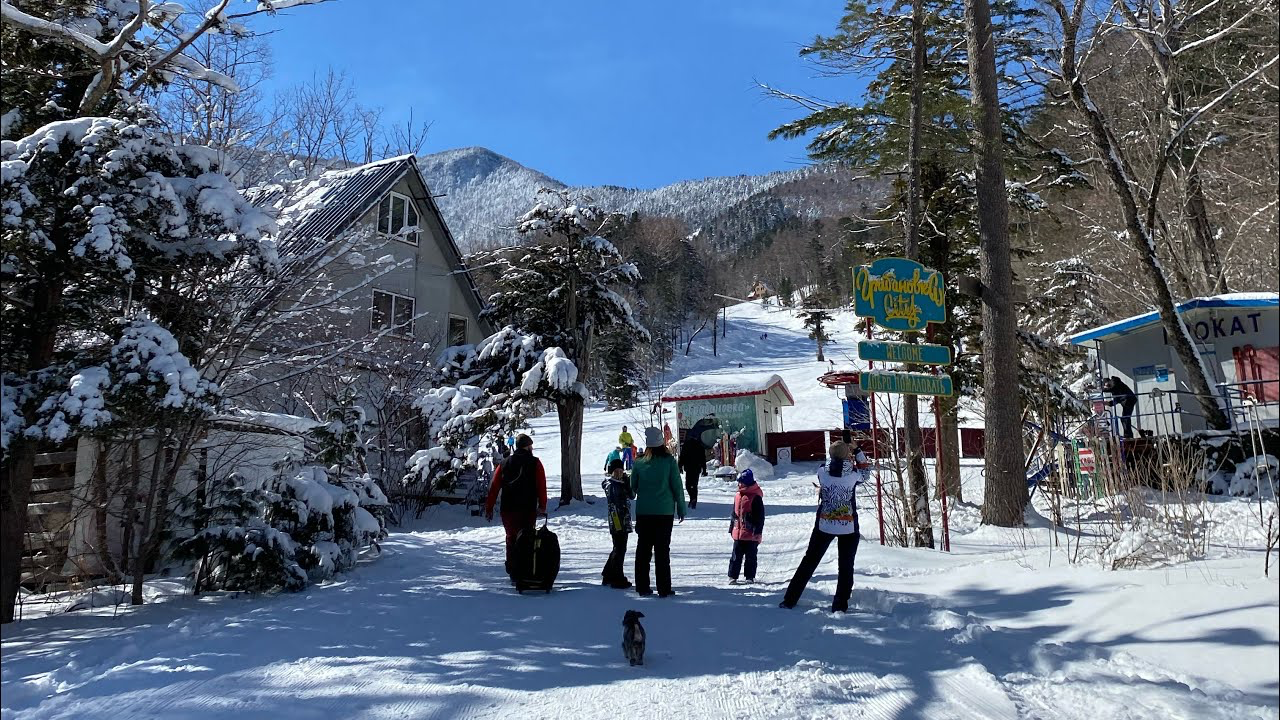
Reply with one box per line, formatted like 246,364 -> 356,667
3,476 -> 1276,719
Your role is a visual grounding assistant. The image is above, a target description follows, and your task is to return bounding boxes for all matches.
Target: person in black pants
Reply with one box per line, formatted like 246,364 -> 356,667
780,441 -> 868,612
1103,376 -> 1138,438
601,459 -> 633,589
631,427 -> 687,597
678,436 -> 706,510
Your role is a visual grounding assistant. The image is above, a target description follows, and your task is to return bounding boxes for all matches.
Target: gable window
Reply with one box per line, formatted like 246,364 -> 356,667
372,289 -> 415,337
377,191 -> 420,245
448,315 -> 468,347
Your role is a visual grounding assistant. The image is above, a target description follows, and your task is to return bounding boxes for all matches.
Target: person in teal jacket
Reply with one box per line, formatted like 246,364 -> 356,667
629,427 -> 687,597
603,445 -> 623,472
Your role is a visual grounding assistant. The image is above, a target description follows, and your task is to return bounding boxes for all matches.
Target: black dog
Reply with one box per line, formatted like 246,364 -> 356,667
621,610 -> 646,666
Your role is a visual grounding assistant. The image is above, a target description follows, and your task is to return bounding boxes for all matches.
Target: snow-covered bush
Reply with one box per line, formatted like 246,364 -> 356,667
175,471 -> 307,594
734,450 -> 775,482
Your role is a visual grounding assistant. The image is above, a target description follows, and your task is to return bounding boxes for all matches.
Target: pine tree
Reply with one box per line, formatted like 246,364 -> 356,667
797,298 -> 834,362
475,190 -> 649,505
599,326 -> 641,410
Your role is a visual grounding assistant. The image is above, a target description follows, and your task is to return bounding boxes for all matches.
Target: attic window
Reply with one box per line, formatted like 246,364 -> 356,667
378,191 -> 420,245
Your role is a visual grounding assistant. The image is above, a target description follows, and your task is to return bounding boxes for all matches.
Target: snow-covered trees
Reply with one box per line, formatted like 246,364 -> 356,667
1036,0 -> 1274,431
476,190 -> 649,504
0,0 -> 324,622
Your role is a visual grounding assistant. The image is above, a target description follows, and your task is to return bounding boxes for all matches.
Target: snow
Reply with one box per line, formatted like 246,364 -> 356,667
2,301 -> 1276,719
663,370 -> 790,401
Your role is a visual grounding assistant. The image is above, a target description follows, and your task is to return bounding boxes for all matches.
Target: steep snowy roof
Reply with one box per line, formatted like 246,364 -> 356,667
1069,292 -> 1278,345
662,372 -> 794,404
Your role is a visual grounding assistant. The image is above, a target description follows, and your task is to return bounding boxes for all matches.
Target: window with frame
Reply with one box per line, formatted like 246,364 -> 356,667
448,316 -> 468,347
371,290 -> 415,337
377,191 -> 420,245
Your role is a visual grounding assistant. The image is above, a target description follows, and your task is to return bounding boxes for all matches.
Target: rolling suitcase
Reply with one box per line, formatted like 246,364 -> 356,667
512,521 -> 560,593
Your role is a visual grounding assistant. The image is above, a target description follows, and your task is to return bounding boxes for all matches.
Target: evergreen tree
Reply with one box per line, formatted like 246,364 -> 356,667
798,297 -> 834,362
599,326 -> 641,410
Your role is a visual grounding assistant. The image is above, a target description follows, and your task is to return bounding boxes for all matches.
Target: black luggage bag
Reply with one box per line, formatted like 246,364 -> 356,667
511,522 -> 560,593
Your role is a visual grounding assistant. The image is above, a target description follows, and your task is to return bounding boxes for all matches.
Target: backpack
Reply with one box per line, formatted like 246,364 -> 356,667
499,452 -> 538,513
747,495 -> 765,534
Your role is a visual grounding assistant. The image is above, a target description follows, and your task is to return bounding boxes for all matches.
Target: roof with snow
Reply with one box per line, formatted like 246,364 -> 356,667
1069,292 -> 1279,345
246,155 -> 488,322
661,372 -> 795,404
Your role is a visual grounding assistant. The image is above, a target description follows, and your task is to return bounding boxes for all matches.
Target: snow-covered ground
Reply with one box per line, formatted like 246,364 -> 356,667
2,302 -> 1277,719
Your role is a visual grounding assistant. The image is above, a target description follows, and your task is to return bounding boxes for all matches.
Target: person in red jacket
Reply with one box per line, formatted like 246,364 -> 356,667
484,433 -> 548,576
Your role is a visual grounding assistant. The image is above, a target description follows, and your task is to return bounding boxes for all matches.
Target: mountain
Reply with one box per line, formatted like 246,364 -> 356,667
418,147 -> 884,252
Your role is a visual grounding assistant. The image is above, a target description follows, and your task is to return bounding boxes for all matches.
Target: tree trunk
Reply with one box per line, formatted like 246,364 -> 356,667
132,437 -> 166,605
936,394 -> 963,502
0,446 -> 36,623
1052,8 -> 1232,432
901,0 -> 935,548
556,396 -> 585,505
1184,165 -> 1228,294
966,0 -> 1027,527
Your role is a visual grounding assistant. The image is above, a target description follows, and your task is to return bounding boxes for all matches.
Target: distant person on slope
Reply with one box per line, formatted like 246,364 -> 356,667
1102,376 -> 1138,439
678,433 -> 708,510
727,469 -> 765,584
631,427 -> 687,597
779,441 -> 868,613
484,433 -> 548,578
619,425 -> 636,469
601,458 -> 635,589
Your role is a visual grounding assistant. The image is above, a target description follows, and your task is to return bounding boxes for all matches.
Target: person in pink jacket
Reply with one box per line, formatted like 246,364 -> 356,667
728,469 -> 765,583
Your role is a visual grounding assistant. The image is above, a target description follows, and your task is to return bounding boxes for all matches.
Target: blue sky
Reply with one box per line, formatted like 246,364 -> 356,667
259,1 -> 859,188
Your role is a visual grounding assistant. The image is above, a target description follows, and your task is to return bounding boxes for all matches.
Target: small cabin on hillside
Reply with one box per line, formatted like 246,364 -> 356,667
1069,292 -> 1279,434
661,373 -> 794,457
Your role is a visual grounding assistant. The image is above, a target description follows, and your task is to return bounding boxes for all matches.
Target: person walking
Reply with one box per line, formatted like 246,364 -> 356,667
619,425 -> 636,469
779,441 -> 868,612
601,458 -> 634,589
603,445 -> 624,473
727,469 -> 765,584
678,434 -> 707,510
630,427 -> 686,597
484,433 -> 548,579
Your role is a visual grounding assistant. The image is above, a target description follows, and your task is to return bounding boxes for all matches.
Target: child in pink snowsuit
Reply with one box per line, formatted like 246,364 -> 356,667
728,469 -> 765,582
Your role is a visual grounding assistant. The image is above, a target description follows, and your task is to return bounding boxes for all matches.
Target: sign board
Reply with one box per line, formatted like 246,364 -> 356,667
1133,364 -> 1170,382
678,397 -> 757,455
858,340 -> 952,366
859,370 -> 953,397
852,257 -> 947,332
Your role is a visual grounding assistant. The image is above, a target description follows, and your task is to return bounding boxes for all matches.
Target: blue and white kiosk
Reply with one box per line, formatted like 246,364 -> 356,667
1069,293 -> 1279,434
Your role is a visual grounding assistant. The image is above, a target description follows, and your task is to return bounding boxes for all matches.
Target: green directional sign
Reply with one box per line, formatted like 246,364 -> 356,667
859,370 -> 954,397
858,340 -> 952,366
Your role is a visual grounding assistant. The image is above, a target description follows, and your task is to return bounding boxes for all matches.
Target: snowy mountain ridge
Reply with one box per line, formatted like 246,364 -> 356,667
418,146 -> 883,252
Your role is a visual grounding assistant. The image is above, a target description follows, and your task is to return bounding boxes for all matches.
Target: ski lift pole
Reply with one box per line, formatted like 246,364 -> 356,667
866,317 -> 886,545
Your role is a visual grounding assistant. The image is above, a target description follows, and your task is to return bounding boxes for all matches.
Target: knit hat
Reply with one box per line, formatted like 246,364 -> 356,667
515,433 -> 533,449
736,468 -> 756,487
829,441 -> 850,460
644,426 -> 663,447
608,458 -> 625,472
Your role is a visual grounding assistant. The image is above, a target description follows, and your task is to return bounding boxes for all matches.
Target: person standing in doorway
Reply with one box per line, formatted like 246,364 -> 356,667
779,441 -> 868,612
631,427 -> 686,597
619,425 -> 636,469
1103,376 -> 1139,439
484,433 -> 548,579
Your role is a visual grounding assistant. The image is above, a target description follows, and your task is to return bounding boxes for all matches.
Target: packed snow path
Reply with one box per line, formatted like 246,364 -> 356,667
2,470 -> 1277,720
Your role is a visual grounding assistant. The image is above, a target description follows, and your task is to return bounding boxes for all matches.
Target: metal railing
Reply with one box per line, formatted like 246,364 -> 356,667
1087,379 -> 1279,438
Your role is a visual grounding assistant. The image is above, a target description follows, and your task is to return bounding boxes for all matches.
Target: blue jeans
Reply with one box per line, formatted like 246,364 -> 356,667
622,446 -> 634,469
728,539 -> 758,580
